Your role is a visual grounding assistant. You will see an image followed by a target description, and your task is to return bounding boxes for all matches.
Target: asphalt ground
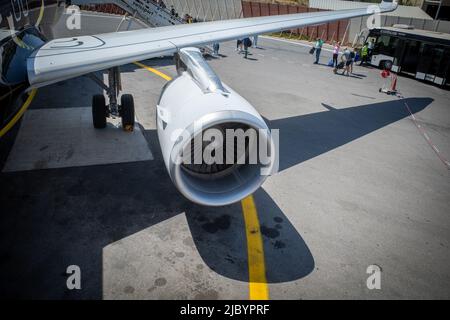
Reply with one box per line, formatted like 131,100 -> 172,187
0,12 -> 449,299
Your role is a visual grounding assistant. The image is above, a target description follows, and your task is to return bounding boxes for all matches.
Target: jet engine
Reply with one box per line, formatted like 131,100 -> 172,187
157,48 -> 276,206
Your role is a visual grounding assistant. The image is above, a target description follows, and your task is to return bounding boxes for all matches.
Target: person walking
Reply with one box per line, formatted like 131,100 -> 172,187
342,47 -> 351,76
213,42 -> 220,56
349,48 -> 356,74
360,43 -> 369,66
313,38 -> 324,64
368,39 -> 375,57
253,35 -> 258,48
237,39 -> 244,52
243,37 -> 252,59
332,41 -> 340,68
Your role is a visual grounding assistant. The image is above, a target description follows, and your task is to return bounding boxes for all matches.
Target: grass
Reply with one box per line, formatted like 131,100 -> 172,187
269,31 -> 317,42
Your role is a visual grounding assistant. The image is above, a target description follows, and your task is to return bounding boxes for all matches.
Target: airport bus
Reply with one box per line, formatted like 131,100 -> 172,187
366,26 -> 450,87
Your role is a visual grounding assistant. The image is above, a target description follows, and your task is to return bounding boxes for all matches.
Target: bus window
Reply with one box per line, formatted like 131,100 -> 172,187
374,35 -> 391,55
416,44 -> 447,83
436,48 -> 450,86
374,35 -> 400,57
366,36 -> 377,44
433,47 -> 450,86
429,47 -> 444,77
416,44 -> 433,79
402,40 -> 420,75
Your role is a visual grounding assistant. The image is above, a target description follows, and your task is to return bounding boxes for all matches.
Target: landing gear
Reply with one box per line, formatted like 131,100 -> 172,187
92,94 -> 107,129
87,67 -> 135,131
120,94 -> 135,131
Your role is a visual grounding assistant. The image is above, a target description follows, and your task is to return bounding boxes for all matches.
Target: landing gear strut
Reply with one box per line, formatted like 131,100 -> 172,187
87,67 -> 135,131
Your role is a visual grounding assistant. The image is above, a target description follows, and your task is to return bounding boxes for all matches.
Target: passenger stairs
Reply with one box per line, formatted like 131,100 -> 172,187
73,0 -> 184,27
73,0 -> 215,54
113,0 -> 184,27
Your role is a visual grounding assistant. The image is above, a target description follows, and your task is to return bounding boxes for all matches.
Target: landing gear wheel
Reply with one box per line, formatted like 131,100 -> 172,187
120,94 -> 135,132
92,94 -> 107,129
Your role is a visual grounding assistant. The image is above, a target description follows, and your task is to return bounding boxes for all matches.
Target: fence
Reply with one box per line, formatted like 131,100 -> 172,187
79,3 -> 127,15
241,1 -> 350,44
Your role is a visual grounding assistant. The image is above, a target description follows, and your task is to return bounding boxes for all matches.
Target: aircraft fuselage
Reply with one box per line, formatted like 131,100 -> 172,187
1,0 -> 64,136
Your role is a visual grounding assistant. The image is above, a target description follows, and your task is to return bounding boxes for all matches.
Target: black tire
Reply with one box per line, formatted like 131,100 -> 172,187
120,94 -> 135,131
92,94 -> 107,129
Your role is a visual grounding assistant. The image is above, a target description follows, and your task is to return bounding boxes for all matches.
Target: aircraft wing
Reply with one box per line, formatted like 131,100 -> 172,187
27,0 -> 397,87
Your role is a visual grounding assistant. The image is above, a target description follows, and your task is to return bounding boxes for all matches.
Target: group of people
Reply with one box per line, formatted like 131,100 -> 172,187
236,35 -> 259,58
331,42 -> 356,76
313,37 -> 376,76
165,5 -> 200,23
154,1 -> 180,19
236,38 -> 253,58
169,5 -> 178,18
183,13 -> 197,24
155,0 -> 166,9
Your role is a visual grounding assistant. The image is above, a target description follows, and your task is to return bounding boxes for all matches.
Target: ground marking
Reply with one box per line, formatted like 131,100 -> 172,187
404,102 -> 450,170
136,60 -> 270,299
0,89 -> 38,138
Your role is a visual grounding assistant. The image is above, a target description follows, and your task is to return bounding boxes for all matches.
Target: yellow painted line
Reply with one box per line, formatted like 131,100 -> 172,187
241,195 -> 269,300
135,61 -> 269,300
0,89 -> 37,138
35,0 -> 45,27
133,61 -> 173,81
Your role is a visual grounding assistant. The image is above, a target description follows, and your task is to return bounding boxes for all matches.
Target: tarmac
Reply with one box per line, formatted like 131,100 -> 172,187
0,12 -> 449,299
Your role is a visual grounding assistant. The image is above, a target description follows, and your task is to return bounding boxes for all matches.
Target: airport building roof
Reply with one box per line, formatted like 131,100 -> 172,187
309,0 -> 433,20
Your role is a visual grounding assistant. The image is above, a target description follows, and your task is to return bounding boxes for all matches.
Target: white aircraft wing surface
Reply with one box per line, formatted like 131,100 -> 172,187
27,0 -> 397,87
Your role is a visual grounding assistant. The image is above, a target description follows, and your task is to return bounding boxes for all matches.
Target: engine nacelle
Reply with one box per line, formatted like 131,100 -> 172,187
157,48 -> 275,206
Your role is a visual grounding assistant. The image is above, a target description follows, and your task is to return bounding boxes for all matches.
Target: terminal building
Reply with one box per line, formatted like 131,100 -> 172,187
422,0 -> 450,20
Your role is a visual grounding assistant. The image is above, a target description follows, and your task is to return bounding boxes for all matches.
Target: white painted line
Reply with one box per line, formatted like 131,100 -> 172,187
404,102 -> 450,170
3,107 -> 153,172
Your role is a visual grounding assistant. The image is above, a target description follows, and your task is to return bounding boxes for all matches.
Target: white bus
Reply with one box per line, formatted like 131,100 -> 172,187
367,26 -> 450,87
